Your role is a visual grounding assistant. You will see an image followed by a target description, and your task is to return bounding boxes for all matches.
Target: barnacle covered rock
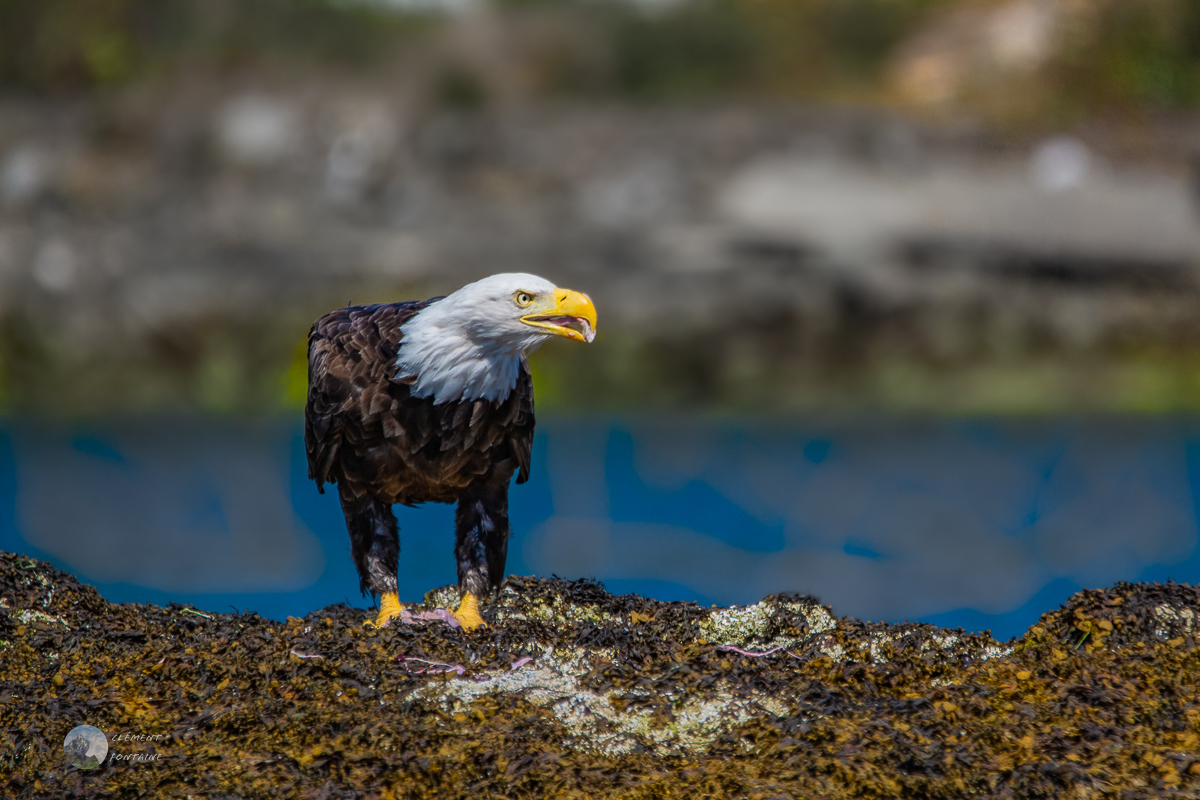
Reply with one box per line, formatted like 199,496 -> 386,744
3,552 -> 1200,798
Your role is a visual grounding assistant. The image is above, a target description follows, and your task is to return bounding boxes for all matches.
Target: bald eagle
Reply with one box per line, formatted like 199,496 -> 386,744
304,274 -> 597,630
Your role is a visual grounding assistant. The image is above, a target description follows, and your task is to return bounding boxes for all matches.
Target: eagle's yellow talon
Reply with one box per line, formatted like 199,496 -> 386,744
453,593 -> 487,631
367,592 -> 404,628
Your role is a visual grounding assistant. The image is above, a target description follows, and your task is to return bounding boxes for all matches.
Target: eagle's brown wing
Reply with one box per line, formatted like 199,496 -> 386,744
305,300 -> 432,493
510,359 -> 534,484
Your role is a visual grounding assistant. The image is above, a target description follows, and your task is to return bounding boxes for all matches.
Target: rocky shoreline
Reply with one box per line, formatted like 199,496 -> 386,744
5,95 -> 1200,416
4,549 -> 1200,798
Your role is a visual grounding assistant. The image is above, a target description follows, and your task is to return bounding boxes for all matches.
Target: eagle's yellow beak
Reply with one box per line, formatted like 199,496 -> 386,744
521,288 -> 597,343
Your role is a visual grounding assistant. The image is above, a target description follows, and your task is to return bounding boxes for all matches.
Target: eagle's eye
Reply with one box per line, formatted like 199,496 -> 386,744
514,291 -> 534,307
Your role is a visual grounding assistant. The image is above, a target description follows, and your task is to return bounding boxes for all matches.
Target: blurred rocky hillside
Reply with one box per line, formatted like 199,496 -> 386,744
3,0 -> 1200,415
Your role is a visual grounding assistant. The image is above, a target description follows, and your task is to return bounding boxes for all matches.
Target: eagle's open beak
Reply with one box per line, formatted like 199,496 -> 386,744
521,288 -> 597,343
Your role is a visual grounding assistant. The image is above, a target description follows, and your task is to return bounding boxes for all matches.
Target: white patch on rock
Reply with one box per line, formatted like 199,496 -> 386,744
13,609 -> 69,628
1154,604 -> 1196,638
402,647 -> 792,757
977,643 -> 1015,660
395,588 -> 1015,756
700,598 -> 837,651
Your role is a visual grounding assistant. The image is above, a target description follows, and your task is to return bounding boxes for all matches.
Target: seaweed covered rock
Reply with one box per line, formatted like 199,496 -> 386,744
3,551 -> 1200,798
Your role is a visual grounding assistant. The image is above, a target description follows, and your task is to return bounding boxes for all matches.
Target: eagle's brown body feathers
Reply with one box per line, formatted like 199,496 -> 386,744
306,301 -> 535,503
304,301 -> 536,600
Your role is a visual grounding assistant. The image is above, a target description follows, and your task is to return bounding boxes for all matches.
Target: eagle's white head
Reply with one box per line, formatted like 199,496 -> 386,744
396,273 -> 597,404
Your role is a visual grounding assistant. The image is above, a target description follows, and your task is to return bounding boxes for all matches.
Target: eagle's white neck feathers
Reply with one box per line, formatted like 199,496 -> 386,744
395,274 -> 558,404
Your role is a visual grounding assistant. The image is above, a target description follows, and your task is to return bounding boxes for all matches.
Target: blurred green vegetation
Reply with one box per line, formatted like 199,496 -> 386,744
1054,0 -> 1200,112
8,315 -> 1200,416
4,0 -> 1200,120
571,0 -> 1200,117
0,0 -> 418,93
0,308 -> 319,418
598,0 -> 947,100
526,335 -> 1200,416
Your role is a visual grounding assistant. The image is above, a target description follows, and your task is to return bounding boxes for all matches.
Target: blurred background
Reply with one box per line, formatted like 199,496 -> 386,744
4,0 -> 1200,638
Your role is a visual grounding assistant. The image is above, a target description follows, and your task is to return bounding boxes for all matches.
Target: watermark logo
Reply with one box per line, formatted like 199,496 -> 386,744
64,725 -> 107,770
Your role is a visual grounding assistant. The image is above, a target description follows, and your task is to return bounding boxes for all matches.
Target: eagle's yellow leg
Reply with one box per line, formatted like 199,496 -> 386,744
453,592 -> 487,631
367,592 -> 404,628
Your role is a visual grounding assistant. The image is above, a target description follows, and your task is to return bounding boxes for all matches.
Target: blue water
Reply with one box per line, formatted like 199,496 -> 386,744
3,416 -> 1199,641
